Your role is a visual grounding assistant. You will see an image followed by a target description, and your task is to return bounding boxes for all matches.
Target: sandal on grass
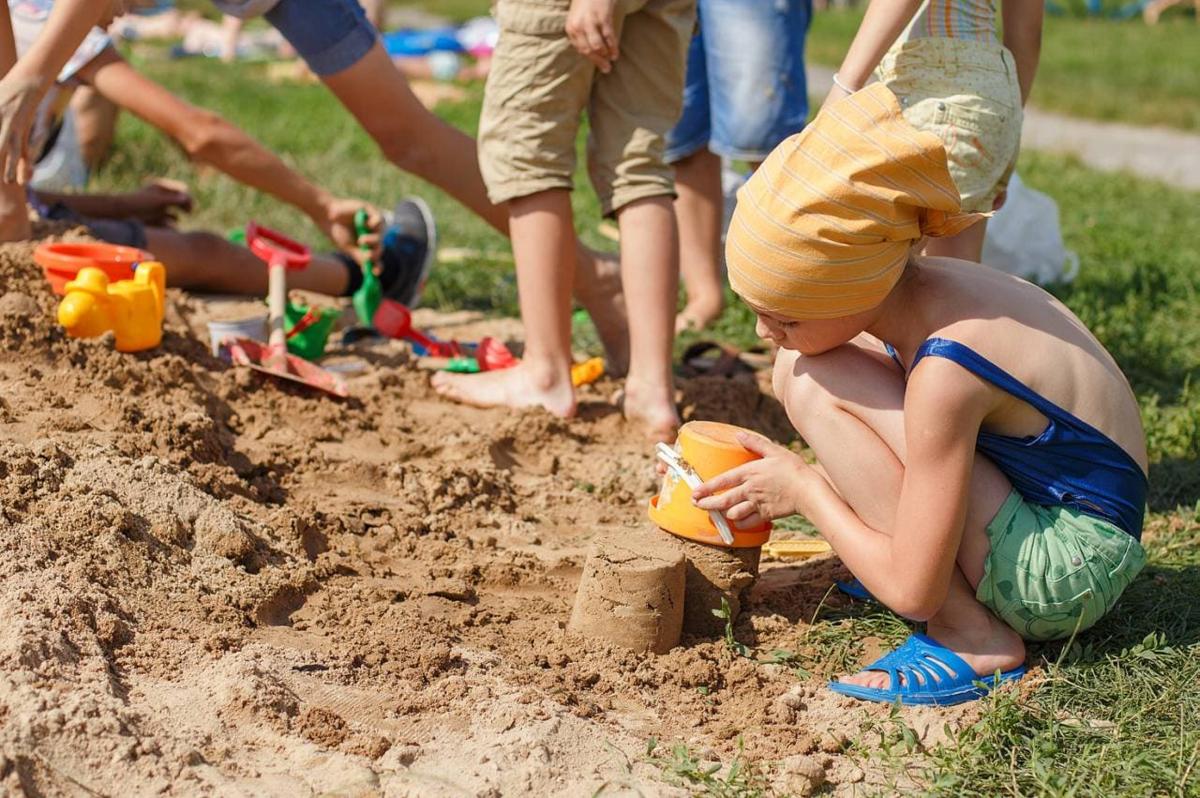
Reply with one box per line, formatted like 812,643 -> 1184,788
680,341 -> 769,379
828,633 -> 1026,706
836,577 -> 875,601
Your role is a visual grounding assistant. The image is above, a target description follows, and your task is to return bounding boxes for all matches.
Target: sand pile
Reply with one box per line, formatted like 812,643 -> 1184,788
0,233 -> 975,795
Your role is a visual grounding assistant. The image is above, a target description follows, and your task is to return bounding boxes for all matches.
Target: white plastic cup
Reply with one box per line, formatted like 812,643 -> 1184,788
208,314 -> 268,356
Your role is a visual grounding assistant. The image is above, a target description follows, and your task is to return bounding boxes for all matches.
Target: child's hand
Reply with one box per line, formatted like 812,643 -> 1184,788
123,179 -> 194,226
322,198 -> 382,267
691,433 -> 809,528
566,0 -> 619,73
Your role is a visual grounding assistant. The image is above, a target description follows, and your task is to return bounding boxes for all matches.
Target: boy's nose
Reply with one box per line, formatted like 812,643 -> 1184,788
755,318 -> 772,340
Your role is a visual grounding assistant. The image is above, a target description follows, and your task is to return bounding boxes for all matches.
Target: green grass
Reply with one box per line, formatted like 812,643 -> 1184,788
86,43 -> 1200,797
808,9 -> 1200,131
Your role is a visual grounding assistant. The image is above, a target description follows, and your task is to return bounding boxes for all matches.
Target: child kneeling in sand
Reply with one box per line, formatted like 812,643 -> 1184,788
691,84 -> 1147,705
432,0 -> 695,441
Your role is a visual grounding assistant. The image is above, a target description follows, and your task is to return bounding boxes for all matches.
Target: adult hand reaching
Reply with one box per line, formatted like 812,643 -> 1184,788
0,73 -> 47,184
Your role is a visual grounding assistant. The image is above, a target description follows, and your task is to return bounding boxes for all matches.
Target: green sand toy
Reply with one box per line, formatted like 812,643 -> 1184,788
347,208 -> 382,341
284,302 -> 340,361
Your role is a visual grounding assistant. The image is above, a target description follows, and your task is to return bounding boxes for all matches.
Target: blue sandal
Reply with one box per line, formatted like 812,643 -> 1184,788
836,577 -> 874,601
828,634 -> 1026,706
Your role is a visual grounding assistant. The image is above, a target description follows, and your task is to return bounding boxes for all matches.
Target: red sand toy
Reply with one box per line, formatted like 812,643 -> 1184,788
35,242 -> 153,296
373,299 -> 464,358
219,223 -> 348,398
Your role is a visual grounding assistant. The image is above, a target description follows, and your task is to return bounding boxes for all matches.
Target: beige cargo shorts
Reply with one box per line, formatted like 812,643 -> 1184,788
478,0 -> 695,216
878,37 -> 1024,213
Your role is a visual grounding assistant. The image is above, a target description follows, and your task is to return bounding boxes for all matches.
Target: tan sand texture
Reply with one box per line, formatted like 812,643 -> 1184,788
0,228 -> 984,795
568,528 -> 686,654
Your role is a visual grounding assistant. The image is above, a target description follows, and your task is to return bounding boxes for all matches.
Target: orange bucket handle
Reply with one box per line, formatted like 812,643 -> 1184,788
654,443 -> 734,545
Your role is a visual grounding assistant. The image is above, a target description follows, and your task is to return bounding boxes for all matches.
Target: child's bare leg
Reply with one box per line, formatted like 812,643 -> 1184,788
616,196 -> 682,443
315,46 -> 630,370
772,344 -> 1025,684
574,245 -> 630,377
143,228 -> 349,296
673,147 -> 725,332
431,190 -> 576,417
923,218 -> 988,263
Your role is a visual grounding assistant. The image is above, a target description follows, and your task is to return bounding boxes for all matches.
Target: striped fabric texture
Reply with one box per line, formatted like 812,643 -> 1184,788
725,83 -> 984,320
906,0 -> 998,44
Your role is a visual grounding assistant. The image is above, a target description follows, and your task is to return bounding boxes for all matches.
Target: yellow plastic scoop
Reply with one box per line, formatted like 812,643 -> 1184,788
761,539 -> 832,561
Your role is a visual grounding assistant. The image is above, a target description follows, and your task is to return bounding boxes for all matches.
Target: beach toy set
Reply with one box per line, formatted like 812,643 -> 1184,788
217,222 -> 348,398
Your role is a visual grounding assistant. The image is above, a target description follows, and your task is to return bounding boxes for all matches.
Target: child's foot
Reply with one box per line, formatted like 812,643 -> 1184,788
836,612 -> 1025,691
575,247 -> 630,377
620,378 -> 681,444
675,295 -> 724,333
431,361 -> 576,418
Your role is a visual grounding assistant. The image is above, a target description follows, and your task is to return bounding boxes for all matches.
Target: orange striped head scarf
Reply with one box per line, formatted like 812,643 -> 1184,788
726,83 -> 984,319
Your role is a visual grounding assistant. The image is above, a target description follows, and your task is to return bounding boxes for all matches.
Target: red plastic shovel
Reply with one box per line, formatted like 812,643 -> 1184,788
220,222 -> 348,398
373,299 -> 463,358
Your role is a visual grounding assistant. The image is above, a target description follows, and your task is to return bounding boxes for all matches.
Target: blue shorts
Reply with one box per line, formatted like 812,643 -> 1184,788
665,0 -> 812,163
264,0 -> 379,77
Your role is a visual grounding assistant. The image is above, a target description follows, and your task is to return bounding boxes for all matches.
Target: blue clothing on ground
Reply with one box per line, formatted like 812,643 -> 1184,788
265,0 -> 378,77
888,338 -> 1148,539
665,0 -> 812,163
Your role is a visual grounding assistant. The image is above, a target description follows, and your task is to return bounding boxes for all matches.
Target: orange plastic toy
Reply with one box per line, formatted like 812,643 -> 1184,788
570,357 -> 604,387
35,242 -> 153,296
57,262 -> 166,352
648,420 -> 773,548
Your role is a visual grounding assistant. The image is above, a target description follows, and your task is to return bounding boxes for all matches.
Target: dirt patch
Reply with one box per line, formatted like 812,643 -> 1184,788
0,235 -> 984,794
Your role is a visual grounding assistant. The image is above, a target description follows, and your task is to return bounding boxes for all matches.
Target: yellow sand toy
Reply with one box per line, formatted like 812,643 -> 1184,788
57,262 -> 166,353
761,539 -> 833,561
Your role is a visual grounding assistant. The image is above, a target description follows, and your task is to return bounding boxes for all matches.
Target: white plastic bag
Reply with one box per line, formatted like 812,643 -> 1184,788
982,173 -> 1080,285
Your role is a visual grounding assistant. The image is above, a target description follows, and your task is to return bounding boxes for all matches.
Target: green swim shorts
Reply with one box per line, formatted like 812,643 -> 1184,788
977,490 -> 1146,642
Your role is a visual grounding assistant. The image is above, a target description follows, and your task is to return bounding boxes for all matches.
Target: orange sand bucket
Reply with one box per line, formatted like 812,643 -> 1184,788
648,421 -> 772,548
35,242 -> 154,296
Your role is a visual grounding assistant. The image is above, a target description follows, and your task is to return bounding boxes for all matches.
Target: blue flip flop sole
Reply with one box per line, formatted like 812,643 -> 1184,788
826,633 -> 1027,706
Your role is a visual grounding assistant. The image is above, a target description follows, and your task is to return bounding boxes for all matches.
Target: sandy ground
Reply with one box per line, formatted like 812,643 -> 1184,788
0,229 -> 989,796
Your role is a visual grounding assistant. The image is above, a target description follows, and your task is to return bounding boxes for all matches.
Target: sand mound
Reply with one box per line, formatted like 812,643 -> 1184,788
0,237 -> 976,795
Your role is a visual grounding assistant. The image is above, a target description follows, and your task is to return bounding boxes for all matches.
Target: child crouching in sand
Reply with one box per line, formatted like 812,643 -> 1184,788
691,84 -> 1147,705
431,0 -> 695,442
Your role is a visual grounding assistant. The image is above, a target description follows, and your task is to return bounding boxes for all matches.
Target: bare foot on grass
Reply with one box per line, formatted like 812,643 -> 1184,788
620,379 -> 681,444
576,247 -> 630,377
675,295 -> 724,334
431,361 -> 576,418
836,611 -> 1025,691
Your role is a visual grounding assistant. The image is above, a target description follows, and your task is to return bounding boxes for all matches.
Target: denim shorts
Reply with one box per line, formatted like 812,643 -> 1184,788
263,0 -> 379,77
665,0 -> 812,164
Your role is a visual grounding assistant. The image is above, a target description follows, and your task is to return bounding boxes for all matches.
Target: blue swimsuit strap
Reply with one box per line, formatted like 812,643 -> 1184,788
909,337 -> 1146,476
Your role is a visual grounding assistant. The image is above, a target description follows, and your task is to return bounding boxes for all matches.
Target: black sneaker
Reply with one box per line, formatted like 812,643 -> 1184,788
379,197 -> 437,308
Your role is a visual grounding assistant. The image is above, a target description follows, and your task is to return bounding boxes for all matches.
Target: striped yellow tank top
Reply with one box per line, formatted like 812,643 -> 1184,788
903,0 -> 998,44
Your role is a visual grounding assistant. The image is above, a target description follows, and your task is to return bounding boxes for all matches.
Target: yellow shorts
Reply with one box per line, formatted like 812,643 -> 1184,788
877,37 -> 1023,213
478,0 -> 695,216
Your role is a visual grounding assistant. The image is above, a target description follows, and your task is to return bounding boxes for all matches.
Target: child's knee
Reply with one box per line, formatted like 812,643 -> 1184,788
772,349 -> 837,416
